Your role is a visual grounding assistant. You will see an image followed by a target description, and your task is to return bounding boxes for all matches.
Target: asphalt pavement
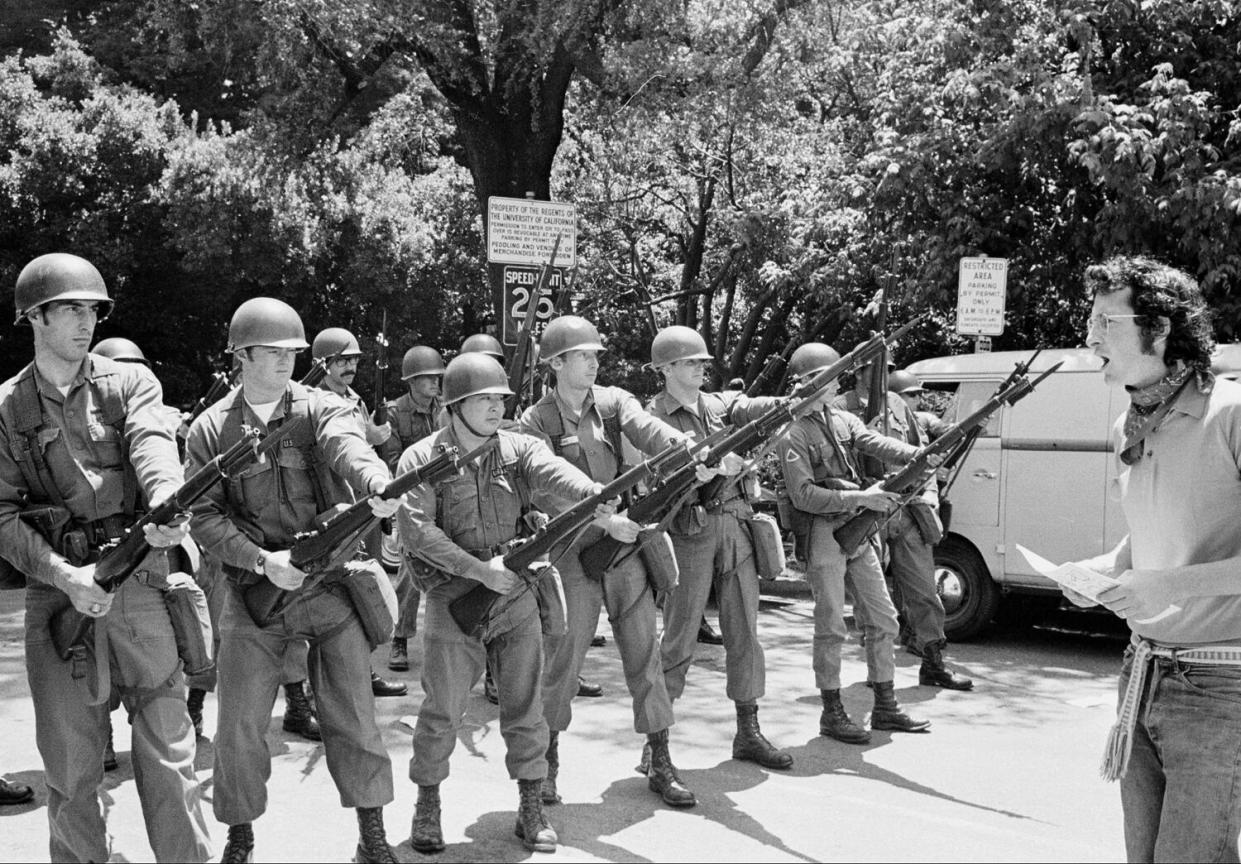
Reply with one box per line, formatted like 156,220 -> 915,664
0,578 -> 1129,862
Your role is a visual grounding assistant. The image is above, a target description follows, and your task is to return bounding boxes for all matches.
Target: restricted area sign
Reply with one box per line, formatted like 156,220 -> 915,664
487,197 -> 576,268
497,264 -> 566,346
956,257 -> 1008,337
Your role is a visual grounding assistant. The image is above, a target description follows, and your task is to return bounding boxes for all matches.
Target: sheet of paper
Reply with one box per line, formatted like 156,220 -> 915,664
1015,544 -> 1180,625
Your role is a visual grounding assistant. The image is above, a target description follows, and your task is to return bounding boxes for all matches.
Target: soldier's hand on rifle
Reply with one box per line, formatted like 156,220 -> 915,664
594,511 -> 642,543
143,510 -> 190,549
263,550 -> 307,591
373,421 -> 393,444
60,566 -> 113,617
468,556 -> 519,594
915,448 -> 945,468
717,452 -> 746,476
366,493 -> 401,519
854,482 -> 901,513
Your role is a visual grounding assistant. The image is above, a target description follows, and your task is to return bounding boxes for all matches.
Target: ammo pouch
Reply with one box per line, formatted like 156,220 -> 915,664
338,561 -> 399,651
638,527 -> 680,594
744,512 -> 786,580
669,503 -> 707,537
0,505 -> 75,590
532,564 -> 567,637
163,576 -> 214,676
907,500 -> 944,546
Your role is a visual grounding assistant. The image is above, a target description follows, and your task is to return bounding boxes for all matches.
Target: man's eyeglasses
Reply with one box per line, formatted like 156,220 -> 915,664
1087,313 -> 1140,336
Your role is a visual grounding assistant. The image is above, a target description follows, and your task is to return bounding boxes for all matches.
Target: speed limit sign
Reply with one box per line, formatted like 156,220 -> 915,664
500,265 -> 565,345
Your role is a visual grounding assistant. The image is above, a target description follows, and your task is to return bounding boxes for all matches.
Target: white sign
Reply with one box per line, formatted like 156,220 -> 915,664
956,257 -> 1008,336
487,197 -> 576,268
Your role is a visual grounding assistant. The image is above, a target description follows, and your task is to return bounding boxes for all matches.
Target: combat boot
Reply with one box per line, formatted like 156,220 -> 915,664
870,681 -> 931,733
221,823 -> 254,863
732,701 -> 793,769
635,741 -> 651,775
0,776 -> 34,805
356,807 -> 398,863
282,681 -> 322,741
514,778 -> 557,853
541,731 -> 562,805
187,687 -> 206,739
371,670 -> 407,697
645,729 -> 696,807
388,637 -> 409,672
919,640 -> 974,691
819,689 -> 871,744
410,784 -> 446,853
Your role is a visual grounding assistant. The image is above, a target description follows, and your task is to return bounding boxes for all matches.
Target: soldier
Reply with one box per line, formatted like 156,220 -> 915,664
397,352 -> 610,854
459,332 -> 506,363
378,345 -> 445,673
777,343 -> 931,744
881,371 -> 972,690
310,326 -> 407,698
646,325 -> 793,771
184,298 -> 400,864
521,316 -> 708,808
0,253 -> 211,862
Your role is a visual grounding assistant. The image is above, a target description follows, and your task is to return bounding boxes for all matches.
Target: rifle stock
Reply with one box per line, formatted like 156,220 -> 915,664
244,441 -> 494,627
374,312 -> 390,425
833,361 -> 1062,556
187,367 -> 240,427
447,438 -> 694,638
52,422 -> 296,661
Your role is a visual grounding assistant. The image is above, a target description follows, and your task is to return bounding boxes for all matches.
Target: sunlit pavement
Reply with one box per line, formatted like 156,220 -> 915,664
0,582 -> 1126,862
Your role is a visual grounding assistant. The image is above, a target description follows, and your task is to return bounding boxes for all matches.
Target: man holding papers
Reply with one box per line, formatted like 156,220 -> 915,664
1065,256 -> 1241,863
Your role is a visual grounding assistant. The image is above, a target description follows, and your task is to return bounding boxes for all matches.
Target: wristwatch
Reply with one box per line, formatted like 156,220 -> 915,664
254,551 -> 268,576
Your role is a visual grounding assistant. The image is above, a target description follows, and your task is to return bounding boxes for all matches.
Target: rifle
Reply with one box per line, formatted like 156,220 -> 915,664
186,366 -> 240,427
940,349 -> 1043,497
447,435 -> 700,638
373,312 -> 390,425
506,233 -> 561,418
746,354 -> 787,397
51,421 -> 299,661
243,440 -> 495,627
300,357 -> 331,389
832,361 -> 1062,557
579,316 -> 926,576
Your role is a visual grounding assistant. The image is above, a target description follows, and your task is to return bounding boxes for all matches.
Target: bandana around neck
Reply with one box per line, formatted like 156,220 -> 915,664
1120,364 -> 1210,465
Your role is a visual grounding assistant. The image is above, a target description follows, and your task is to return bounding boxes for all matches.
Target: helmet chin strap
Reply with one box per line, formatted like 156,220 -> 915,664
453,406 -> 495,440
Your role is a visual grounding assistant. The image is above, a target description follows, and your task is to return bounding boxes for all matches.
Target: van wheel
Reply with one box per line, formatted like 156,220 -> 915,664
934,538 -> 1000,641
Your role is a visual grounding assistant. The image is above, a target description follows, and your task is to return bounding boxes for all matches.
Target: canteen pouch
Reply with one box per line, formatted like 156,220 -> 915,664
0,505 -> 77,589
340,561 -> 399,650
937,497 -> 953,534
908,500 -> 944,546
638,527 -> 680,594
163,576 -> 215,676
745,512 -> 786,580
532,564 -> 567,637
669,503 -> 707,537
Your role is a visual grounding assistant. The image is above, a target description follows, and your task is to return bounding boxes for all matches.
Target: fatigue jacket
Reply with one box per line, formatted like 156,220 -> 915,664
378,393 -> 440,469
183,383 -> 390,573
779,408 -> 917,521
520,386 -> 682,513
319,383 -> 388,447
866,400 -> 938,506
0,356 -> 182,586
396,426 -> 597,580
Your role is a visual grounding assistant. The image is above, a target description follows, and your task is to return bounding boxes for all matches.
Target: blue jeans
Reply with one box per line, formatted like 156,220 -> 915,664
1119,646 -> 1241,862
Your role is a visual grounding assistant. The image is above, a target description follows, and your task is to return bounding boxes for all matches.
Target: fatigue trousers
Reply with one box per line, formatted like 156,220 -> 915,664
213,578 -> 393,825
392,556 -> 422,640
804,516 -> 899,689
25,578 -> 212,863
185,553 -> 309,692
661,505 -> 765,703
543,535 -> 675,735
885,510 -> 946,650
412,582 -> 547,785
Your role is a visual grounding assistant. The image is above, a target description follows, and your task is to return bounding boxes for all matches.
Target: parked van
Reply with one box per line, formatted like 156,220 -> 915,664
906,343 -> 1241,639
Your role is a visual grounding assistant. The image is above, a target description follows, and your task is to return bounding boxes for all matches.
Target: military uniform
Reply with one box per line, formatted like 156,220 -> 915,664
0,356 -> 211,863
396,426 -> 597,788
777,407 -> 917,690
184,382 -> 394,827
521,386 -> 680,737
647,389 -> 781,704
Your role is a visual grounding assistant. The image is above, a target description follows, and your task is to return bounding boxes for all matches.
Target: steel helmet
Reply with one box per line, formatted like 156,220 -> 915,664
459,333 -> 505,361
312,327 -> 363,361
15,253 -> 113,324
650,326 -> 713,368
887,370 -> 925,395
788,343 -> 842,380
401,345 -> 446,380
441,353 -> 514,405
93,337 -> 148,364
227,297 -> 309,352
540,316 -> 605,361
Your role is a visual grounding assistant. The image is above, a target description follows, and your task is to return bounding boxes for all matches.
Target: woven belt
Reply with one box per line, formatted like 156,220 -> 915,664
1101,635 -> 1241,781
